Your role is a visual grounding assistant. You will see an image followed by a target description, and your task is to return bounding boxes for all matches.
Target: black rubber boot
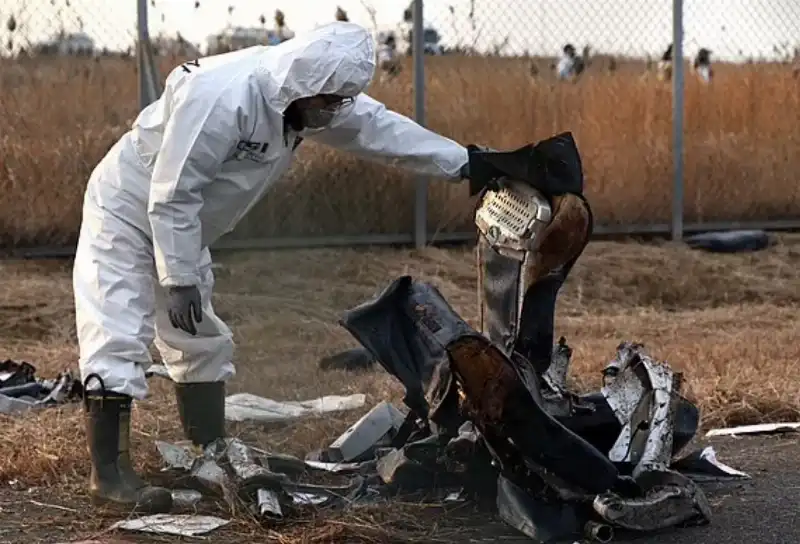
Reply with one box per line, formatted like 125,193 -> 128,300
174,382 -> 226,448
84,376 -> 173,513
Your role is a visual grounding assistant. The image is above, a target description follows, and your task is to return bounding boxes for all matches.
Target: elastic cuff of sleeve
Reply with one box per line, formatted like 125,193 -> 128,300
159,273 -> 201,288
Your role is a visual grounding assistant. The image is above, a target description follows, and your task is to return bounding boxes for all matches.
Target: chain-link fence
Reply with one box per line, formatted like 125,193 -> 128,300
680,0 -> 800,232
419,0 -> 679,240
2,1 -> 799,253
409,0 -> 800,243
1,0 -> 137,57
0,1 -> 140,250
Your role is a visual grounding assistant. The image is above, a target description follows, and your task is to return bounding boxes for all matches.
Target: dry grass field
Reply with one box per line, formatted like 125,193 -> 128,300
0,236 -> 798,541
0,53 -> 799,542
0,55 -> 799,247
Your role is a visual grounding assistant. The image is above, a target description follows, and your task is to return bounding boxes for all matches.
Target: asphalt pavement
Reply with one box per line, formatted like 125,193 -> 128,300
444,433 -> 800,544
634,434 -> 799,544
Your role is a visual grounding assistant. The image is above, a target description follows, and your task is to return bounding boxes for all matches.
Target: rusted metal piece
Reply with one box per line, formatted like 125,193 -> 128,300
446,334 -> 619,495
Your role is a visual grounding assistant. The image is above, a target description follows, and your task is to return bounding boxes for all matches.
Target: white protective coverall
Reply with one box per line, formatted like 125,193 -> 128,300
74,22 -> 469,400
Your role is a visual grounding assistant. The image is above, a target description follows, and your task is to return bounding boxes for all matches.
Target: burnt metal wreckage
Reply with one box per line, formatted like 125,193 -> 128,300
324,133 -> 745,542
134,133 -> 748,541
0,359 -> 83,414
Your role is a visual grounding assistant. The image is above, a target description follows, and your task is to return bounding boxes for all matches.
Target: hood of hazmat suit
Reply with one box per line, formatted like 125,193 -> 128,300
90,21 -> 465,291
130,22 -> 377,288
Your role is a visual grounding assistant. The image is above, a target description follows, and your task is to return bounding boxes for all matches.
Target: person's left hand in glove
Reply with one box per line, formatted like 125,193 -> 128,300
461,144 -> 506,196
167,285 -> 203,336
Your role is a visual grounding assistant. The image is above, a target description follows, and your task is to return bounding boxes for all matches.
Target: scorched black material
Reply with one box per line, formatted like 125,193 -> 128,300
341,276 -> 620,495
339,276 -> 474,419
467,132 -> 585,197
496,474 -> 584,543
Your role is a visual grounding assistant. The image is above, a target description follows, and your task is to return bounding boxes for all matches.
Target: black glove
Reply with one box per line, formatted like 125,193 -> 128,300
167,286 -> 203,336
464,144 -> 505,196
467,132 -> 585,197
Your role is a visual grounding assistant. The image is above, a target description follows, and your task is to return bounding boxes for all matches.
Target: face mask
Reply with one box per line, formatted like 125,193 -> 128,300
300,107 -> 337,129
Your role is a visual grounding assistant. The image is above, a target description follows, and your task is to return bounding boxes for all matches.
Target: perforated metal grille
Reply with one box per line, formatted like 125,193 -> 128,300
481,189 -> 541,237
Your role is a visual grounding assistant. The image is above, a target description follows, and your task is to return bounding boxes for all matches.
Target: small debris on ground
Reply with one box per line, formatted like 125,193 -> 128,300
110,514 -> 230,537
224,392 -> 366,423
0,359 -> 82,415
705,422 -> 800,438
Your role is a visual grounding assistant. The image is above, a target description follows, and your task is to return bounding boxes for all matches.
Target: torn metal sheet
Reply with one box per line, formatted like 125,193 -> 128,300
226,438 -> 289,499
257,488 -> 283,519
0,360 -> 82,415
542,337 -> 573,395
158,438 -> 294,490
672,446 -> 750,481
111,514 -> 230,537
602,344 -> 648,463
632,360 -> 678,477
375,437 -> 465,493
448,333 -> 620,494
289,491 -> 330,506
156,440 -> 199,472
303,460 -> 365,474
191,441 -> 232,493
171,489 -> 202,509
38,372 -> 81,404
338,276 -> 472,417
224,392 -> 366,423
602,342 -> 679,478
0,359 -> 36,387
155,437 -> 377,518
192,458 -> 229,493
283,476 -> 373,509
376,448 -> 424,488
259,452 -> 308,476
697,447 -> 749,478
593,469 -> 712,532
705,422 -> 800,438
327,401 -> 407,462
444,489 -> 466,502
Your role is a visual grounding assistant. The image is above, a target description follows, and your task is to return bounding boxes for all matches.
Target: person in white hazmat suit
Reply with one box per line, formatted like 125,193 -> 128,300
74,21 -> 490,513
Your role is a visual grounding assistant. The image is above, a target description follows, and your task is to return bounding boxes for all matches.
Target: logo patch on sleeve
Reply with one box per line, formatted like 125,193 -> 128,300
233,140 -> 269,161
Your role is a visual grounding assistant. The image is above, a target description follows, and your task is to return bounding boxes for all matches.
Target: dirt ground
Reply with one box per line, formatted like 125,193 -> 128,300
0,235 -> 799,542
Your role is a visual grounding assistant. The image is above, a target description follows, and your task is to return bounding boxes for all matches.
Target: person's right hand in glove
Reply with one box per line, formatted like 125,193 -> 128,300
167,285 -> 203,336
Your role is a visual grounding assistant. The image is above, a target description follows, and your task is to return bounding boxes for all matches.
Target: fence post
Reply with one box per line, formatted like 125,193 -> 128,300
671,0 -> 685,241
412,0 -> 427,249
136,0 -> 161,112
136,0 -> 150,111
